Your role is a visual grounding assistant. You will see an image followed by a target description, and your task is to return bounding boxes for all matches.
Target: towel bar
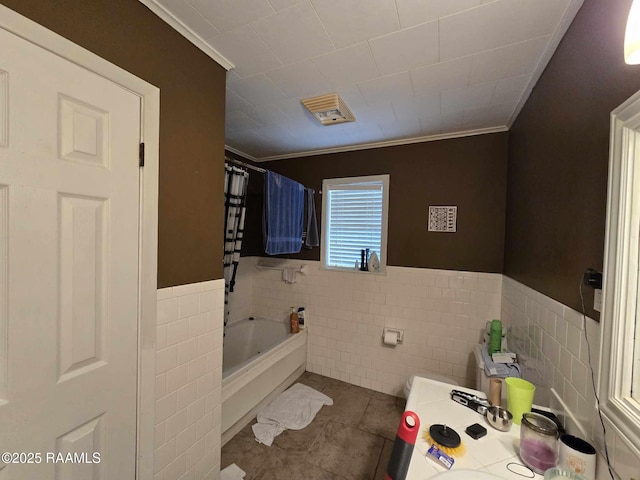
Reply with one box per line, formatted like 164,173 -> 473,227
256,263 -> 308,275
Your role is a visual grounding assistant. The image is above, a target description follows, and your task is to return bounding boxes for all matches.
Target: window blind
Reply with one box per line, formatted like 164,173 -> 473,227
325,182 -> 383,268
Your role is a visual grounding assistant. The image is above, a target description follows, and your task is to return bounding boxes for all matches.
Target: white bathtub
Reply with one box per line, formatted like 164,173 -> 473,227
221,318 -> 307,444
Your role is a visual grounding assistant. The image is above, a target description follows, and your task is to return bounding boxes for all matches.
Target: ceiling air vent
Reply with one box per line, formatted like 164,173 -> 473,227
301,93 -> 355,126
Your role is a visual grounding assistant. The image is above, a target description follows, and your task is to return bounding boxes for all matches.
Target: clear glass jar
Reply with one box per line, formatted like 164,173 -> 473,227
519,412 -> 559,474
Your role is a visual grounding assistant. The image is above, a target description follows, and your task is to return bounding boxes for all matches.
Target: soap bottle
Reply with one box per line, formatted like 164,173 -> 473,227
297,307 -> 305,329
489,319 -> 502,354
289,307 -> 299,334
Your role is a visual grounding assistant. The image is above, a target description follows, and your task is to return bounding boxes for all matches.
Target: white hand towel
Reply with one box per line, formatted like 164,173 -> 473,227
282,268 -> 296,283
220,463 -> 246,480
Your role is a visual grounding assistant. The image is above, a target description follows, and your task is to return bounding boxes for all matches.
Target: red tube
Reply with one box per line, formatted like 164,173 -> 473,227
386,411 -> 420,480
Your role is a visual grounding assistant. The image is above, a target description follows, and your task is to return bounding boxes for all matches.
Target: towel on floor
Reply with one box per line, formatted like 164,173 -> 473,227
263,171 -> 304,255
252,383 -> 333,446
221,463 -> 246,480
303,187 -> 319,249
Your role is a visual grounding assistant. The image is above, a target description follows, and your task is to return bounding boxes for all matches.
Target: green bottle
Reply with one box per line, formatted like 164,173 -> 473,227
489,319 -> 502,354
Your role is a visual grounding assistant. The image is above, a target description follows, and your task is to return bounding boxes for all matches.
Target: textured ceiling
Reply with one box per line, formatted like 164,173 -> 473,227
144,0 -> 582,160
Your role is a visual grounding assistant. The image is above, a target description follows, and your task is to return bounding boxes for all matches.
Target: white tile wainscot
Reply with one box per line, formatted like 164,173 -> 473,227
155,279 -> 224,480
209,259 -> 640,478
501,276 -> 640,480
242,257 -> 501,394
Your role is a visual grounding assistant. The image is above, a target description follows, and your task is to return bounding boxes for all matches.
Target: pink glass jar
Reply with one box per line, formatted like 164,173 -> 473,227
519,412 -> 559,474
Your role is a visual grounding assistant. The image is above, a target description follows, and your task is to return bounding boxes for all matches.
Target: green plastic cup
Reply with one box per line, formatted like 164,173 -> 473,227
505,377 -> 535,425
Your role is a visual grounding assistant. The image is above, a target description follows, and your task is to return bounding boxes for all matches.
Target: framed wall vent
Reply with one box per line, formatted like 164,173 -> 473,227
428,206 -> 457,232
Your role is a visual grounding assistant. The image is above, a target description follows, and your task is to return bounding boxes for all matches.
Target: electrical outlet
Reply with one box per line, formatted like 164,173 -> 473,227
583,268 -> 603,289
594,288 -> 602,312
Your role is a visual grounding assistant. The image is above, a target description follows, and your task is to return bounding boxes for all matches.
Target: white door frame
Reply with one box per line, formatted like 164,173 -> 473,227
0,5 -> 159,479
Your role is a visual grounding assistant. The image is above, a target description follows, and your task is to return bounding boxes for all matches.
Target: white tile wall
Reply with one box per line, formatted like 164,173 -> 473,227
501,276 -> 640,480
227,259 -> 640,477
155,280 -> 225,480
236,257 -> 501,395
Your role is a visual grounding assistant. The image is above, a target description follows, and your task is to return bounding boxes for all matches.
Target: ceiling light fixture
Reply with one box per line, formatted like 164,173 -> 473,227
301,93 -> 355,126
625,0 -> 640,64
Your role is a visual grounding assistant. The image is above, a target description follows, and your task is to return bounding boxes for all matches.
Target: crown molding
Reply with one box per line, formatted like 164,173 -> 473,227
224,144 -> 257,161
138,0 -> 234,71
225,125 -> 509,162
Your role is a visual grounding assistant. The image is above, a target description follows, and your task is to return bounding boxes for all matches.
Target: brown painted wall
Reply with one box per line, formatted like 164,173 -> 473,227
505,0 -> 640,316
3,0 -> 227,288
237,133 -> 509,273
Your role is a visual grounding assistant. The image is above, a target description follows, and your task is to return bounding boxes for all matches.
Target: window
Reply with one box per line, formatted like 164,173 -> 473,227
601,89 -> 640,450
321,175 -> 389,272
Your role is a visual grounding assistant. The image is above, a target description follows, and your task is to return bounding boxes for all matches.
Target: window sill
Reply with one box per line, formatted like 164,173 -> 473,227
321,265 -> 387,275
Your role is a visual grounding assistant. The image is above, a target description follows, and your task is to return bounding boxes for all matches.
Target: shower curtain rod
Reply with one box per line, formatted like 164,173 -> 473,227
225,157 -> 266,174
225,156 -> 320,194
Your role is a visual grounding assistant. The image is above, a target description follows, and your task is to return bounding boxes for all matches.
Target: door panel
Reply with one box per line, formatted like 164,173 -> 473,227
58,194 -> 108,382
0,70 -> 6,148
0,25 -> 140,479
55,415 -> 104,480
58,95 -> 109,168
0,184 -> 6,405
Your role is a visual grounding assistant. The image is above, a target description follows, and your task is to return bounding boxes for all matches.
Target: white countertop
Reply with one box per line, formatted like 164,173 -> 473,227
405,377 -> 544,480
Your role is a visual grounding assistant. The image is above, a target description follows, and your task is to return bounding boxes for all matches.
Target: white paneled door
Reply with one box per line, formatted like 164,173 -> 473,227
0,25 -> 140,480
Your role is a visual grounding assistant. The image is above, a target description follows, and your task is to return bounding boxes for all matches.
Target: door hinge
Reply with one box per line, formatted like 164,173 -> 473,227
139,142 -> 145,167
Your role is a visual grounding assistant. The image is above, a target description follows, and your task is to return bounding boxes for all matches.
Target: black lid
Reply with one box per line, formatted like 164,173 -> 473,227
429,424 -> 461,448
560,434 -> 596,454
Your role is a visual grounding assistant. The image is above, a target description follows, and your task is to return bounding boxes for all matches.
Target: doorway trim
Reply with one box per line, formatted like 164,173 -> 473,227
600,89 -> 640,459
0,5 -> 159,479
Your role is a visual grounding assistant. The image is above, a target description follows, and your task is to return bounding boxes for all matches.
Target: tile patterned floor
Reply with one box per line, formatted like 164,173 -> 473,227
221,371 -> 406,480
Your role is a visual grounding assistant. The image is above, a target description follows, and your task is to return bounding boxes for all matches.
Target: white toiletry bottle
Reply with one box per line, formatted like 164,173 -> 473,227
297,307 -> 305,329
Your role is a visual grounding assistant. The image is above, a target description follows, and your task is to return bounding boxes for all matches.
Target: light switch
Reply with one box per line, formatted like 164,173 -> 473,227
594,288 -> 602,312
